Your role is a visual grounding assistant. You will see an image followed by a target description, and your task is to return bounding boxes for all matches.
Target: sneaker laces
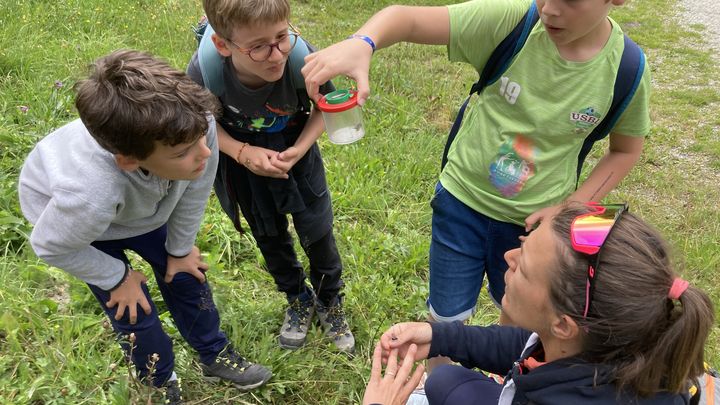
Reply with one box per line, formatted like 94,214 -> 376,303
286,298 -> 312,329
216,346 -> 251,372
322,301 -> 349,336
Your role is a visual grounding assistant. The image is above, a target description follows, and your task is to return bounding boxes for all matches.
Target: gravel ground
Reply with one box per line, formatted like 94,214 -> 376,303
680,0 -> 720,52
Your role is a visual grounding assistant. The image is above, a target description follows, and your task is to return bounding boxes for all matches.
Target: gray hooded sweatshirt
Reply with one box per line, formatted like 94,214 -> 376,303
18,117 -> 218,291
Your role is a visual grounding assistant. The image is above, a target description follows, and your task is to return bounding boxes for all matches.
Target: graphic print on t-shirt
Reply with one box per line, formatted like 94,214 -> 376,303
223,102 -> 295,133
570,106 -> 602,134
489,134 -> 537,198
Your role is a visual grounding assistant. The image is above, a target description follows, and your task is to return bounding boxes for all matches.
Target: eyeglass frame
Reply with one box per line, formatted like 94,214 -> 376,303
225,22 -> 301,62
569,202 -> 628,319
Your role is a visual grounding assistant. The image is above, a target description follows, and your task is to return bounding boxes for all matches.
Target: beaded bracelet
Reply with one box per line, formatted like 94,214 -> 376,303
236,142 -> 249,165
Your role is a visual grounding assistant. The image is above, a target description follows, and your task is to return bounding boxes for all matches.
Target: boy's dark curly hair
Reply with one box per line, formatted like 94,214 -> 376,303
75,49 -> 219,159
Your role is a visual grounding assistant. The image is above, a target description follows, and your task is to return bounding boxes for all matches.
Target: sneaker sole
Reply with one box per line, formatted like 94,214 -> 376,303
314,319 -> 356,354
278,336 -> 306,350
278,342 -> 303,350
203,373 -> 272,392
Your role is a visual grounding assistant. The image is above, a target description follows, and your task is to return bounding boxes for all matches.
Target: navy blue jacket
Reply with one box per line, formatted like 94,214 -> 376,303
429,322 -> 689,404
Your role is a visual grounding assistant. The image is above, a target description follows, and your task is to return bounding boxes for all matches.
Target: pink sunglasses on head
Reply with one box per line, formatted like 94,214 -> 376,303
570,202 -> 628,318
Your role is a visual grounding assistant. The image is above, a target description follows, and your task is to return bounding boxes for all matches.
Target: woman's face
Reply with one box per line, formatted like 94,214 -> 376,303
502,220 -> 559,332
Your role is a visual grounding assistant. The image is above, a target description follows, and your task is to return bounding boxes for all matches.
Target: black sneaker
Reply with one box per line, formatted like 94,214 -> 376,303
278,293 -> 315,349
315,295 -> 355,353
200,345 -> 272,391
161,379 -> 183,405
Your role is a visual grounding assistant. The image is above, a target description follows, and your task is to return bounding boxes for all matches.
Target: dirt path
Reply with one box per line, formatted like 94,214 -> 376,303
681,0 -> 720,53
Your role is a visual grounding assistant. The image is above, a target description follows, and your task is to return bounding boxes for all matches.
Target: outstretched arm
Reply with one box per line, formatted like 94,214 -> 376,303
525,133 -> 644,230
302,5 -> 450,105
572,133 -> 644,201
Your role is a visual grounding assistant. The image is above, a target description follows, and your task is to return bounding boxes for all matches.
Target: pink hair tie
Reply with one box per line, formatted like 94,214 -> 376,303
668,277 -> 690,300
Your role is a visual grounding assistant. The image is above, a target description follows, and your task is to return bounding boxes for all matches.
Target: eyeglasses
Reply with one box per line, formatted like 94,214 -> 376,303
570,202 -> 628,318
226,23 -> 300,62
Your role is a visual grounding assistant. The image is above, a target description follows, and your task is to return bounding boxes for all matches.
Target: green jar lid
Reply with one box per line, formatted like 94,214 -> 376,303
325,89 -> 351,104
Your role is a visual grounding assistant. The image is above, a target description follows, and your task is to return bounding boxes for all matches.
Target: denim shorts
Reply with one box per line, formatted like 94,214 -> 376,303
428,182 -> 526,321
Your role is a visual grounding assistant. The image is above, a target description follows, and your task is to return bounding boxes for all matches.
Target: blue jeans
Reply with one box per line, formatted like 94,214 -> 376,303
426,364 -> 503,405
89,225 -> 228,386
428,182 -> 526,321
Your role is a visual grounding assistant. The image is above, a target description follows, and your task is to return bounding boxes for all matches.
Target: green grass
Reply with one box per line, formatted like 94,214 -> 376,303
1,0 -> 719,403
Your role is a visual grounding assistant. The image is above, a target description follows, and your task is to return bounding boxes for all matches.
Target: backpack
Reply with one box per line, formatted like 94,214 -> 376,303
690,365 -> 720,405
440,1 -> 646,181
193,19 -> 310,98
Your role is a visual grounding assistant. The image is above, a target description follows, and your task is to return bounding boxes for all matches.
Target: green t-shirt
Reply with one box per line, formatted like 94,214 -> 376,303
441,0 -> 651,225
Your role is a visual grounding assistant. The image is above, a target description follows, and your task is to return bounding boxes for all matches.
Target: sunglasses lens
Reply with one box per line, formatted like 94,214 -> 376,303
572,204 -> 626,249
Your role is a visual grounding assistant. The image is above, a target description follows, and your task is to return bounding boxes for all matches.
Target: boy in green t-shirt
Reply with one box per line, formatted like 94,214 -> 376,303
302,0 -> 650,350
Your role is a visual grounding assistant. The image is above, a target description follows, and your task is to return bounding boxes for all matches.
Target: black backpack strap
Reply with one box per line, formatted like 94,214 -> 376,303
575,34 -> 645,180
441,2 -> 539,170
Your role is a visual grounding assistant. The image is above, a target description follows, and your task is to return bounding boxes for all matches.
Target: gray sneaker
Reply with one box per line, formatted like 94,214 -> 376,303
278,294 -> 315,349
315,295 -> 355,353
200,345 -> 272,391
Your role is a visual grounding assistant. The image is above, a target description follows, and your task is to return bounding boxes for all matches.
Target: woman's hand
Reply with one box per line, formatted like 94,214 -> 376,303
362,342 -> 425,405
379,322 -> 432,363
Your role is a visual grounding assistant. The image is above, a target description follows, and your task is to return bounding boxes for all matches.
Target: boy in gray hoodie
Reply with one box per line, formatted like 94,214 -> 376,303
18,50 -> 271,403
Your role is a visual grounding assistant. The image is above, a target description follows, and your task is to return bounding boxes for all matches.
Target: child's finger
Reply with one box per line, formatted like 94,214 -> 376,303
269,159 -> 291,172
301,61 -> 322,102
524,210 -> 543,232
114,303 -> 125,321
140,297 -> 152,316
128,304 -> 138,325
189,268 -> 207,284
260,161 -> 289,178
354,74 -> 371,106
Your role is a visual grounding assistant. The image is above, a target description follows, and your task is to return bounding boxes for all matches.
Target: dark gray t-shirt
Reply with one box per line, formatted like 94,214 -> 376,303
187,50 -> 332,135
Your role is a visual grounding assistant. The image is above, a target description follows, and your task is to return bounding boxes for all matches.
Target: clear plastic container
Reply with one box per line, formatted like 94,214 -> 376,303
316,89 -> 365,144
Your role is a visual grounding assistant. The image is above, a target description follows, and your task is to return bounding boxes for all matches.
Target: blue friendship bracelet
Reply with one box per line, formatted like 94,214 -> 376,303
347,34 -> 376,53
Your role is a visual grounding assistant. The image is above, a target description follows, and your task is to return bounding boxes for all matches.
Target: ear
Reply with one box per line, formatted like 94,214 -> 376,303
211,33 -> 233,57
610,0 -> 626,6
115,154 -> 141,172
550,314 -> 580,341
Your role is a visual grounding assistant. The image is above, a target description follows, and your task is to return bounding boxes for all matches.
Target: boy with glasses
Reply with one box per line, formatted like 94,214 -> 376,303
18,50 -> 272,404
187,0 -> 354,353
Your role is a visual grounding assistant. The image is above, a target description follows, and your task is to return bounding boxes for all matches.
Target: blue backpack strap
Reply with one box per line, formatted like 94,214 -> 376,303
197,23 -> 225,98
575,34 -> 645,180
441,2 -> 539,170
198,24 -> 310,97
476,1 -> 539,94
289,36 -> 310,90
